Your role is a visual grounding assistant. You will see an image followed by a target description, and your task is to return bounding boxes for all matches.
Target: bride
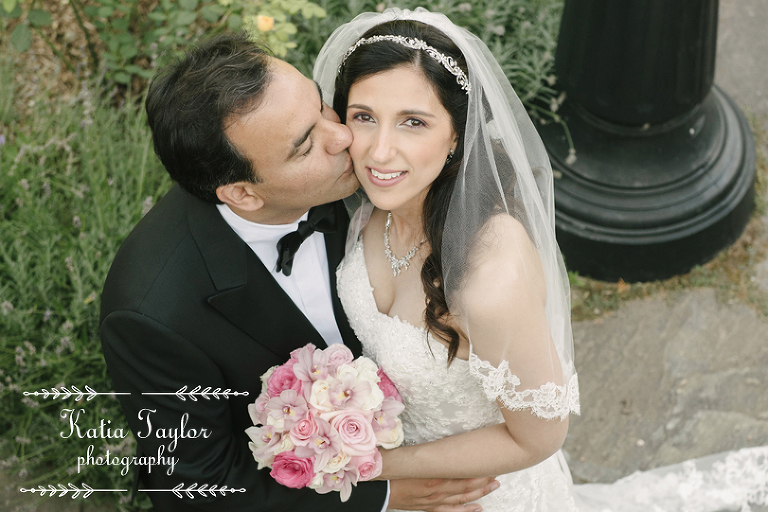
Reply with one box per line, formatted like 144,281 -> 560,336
315,8 -> 768,511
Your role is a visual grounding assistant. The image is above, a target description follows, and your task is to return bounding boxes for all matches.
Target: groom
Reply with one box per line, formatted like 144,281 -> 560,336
100,33 -> 497,511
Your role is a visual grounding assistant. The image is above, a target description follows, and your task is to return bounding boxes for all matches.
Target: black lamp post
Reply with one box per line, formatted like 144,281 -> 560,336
537,0 -> 755,282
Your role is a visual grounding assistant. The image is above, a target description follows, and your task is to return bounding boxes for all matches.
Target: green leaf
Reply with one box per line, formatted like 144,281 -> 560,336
1,3 -> 21,18
83,6 -> 98,17
10,23 -> 32,52
175,11 -> 197,26
112,18 -> 129,31
124,64 -> 144,74
147,11 -> 166,22
301,4 -> 325,18
137,68 -> 155,79
97,6 -> 115,17
2,0 -> 16,12
200,4 -> 224,23
119,45 -> 138,59
113,72 -> 131,84
116,33 -> 134,45
27,9 -> 52,27
227,14 -> 242,30
179,0 -> 198,11
281,22 -> 297,35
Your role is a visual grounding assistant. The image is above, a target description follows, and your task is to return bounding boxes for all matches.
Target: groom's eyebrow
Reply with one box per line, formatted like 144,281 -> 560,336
287,82 -> 325,161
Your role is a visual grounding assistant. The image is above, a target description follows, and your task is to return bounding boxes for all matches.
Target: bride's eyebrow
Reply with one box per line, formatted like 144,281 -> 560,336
347,104 -> 436,118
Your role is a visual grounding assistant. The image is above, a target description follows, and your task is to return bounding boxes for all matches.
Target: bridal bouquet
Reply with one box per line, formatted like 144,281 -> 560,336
246,343 -> 404,501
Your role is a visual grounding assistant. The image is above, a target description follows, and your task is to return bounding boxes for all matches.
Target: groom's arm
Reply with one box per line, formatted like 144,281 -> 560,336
101,310 -> 388,511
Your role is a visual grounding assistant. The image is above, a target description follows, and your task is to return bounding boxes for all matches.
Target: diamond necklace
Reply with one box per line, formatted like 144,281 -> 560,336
384,212 -> 427,277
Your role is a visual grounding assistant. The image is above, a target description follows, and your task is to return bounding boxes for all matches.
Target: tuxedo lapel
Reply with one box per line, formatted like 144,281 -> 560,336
324,203 -> 364,358
185,190 -> 325,361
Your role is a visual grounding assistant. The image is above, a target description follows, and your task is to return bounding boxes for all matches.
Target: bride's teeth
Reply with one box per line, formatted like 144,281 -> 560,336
370,169 -> 404,180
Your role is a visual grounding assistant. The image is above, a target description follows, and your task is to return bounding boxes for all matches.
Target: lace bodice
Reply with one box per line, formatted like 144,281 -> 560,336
337,239 -> 768,512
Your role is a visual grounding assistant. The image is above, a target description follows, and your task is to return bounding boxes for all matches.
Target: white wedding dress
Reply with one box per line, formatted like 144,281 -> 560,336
337,239 -> 768,512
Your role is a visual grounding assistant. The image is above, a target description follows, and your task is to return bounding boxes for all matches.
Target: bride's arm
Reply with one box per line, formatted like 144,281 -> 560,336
379,215 -> 572,479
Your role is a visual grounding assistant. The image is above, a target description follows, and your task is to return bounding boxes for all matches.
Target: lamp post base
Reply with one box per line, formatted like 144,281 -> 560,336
538,85 -> 756,282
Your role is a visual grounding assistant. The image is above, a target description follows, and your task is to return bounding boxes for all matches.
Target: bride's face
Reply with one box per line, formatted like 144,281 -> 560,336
346,65 -> 457,215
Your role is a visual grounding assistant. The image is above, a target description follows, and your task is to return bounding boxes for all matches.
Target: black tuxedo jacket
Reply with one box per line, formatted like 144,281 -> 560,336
100,185 -> 387,511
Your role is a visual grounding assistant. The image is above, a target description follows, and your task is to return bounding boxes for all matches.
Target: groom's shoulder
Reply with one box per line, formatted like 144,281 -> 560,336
101,185 -> 212,317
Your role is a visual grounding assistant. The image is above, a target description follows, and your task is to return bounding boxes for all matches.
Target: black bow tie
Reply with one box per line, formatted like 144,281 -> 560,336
275,202 -> 344,276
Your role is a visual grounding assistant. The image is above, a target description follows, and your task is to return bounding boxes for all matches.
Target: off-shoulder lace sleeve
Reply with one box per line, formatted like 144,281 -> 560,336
468,353 -> 580,420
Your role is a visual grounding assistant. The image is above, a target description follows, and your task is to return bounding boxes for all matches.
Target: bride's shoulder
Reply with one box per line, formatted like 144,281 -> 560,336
462,213 -> 546,309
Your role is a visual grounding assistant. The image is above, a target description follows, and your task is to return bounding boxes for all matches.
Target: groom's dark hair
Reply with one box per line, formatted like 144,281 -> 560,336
146,32 -> 272,203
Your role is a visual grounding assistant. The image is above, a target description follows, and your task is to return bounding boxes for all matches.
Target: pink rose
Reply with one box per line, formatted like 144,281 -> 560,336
270,451 -> 315,489
376,367 -> 402,402
267,362 -> 303,397
289,410 -> 318,446
350,451 -> 382,481
324,410 -> 377,456
324,344 -> 354,371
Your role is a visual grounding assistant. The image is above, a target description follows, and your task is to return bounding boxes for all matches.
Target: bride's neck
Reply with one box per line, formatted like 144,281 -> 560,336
386,207 -> 425,248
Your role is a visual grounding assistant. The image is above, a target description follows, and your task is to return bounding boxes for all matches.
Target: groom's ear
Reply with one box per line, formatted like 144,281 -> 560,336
216,181 -> 265,211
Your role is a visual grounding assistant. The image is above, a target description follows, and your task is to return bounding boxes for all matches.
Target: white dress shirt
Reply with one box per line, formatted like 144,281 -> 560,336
216,203 -> 343,346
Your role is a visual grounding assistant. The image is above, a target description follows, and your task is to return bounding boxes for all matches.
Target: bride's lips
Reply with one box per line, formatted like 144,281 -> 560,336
366,167 -> 407,187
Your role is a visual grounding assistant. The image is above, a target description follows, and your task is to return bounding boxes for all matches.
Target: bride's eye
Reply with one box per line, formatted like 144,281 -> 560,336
403,118 -> 426,128
351,112 -> 374,123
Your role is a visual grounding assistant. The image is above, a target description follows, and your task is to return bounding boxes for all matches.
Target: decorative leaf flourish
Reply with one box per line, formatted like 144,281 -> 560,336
141,483 -> 246,498
19,483 -> 126,498
142,385 -> 249,401
23,385 -> 128,401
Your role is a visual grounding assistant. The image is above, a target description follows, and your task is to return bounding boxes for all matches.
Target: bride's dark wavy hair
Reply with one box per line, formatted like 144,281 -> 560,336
334,20 -> 500,364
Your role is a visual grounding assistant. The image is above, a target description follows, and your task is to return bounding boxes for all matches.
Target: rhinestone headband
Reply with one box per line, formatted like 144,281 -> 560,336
338,35 -> 471,94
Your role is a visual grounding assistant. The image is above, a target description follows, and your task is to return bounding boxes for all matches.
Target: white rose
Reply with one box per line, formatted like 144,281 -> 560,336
360,384 -> 385,411
274,435 -> 295,455
323,449 -> 351,473
335,363 -> 357,379
376,418 -> 404,449
355,357 -> 381,384
308,472 -> 324,489
266,414 -> 285,431
309,379 -> 333,412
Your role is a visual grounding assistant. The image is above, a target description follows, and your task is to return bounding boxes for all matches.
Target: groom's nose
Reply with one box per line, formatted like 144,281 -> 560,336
322,104 -> 354,154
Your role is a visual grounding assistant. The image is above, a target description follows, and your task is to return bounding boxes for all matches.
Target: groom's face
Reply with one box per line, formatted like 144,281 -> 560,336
224,58 -> 359,224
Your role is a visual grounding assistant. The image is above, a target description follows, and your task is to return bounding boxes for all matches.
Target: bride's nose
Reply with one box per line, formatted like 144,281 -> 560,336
370,128 -> 395,163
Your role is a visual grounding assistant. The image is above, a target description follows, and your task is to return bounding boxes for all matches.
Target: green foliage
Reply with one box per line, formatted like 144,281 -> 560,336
224,0 -> 328,57
0,53 -> 169,508
286,0 -> 564,114
1,0 -> 327,89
